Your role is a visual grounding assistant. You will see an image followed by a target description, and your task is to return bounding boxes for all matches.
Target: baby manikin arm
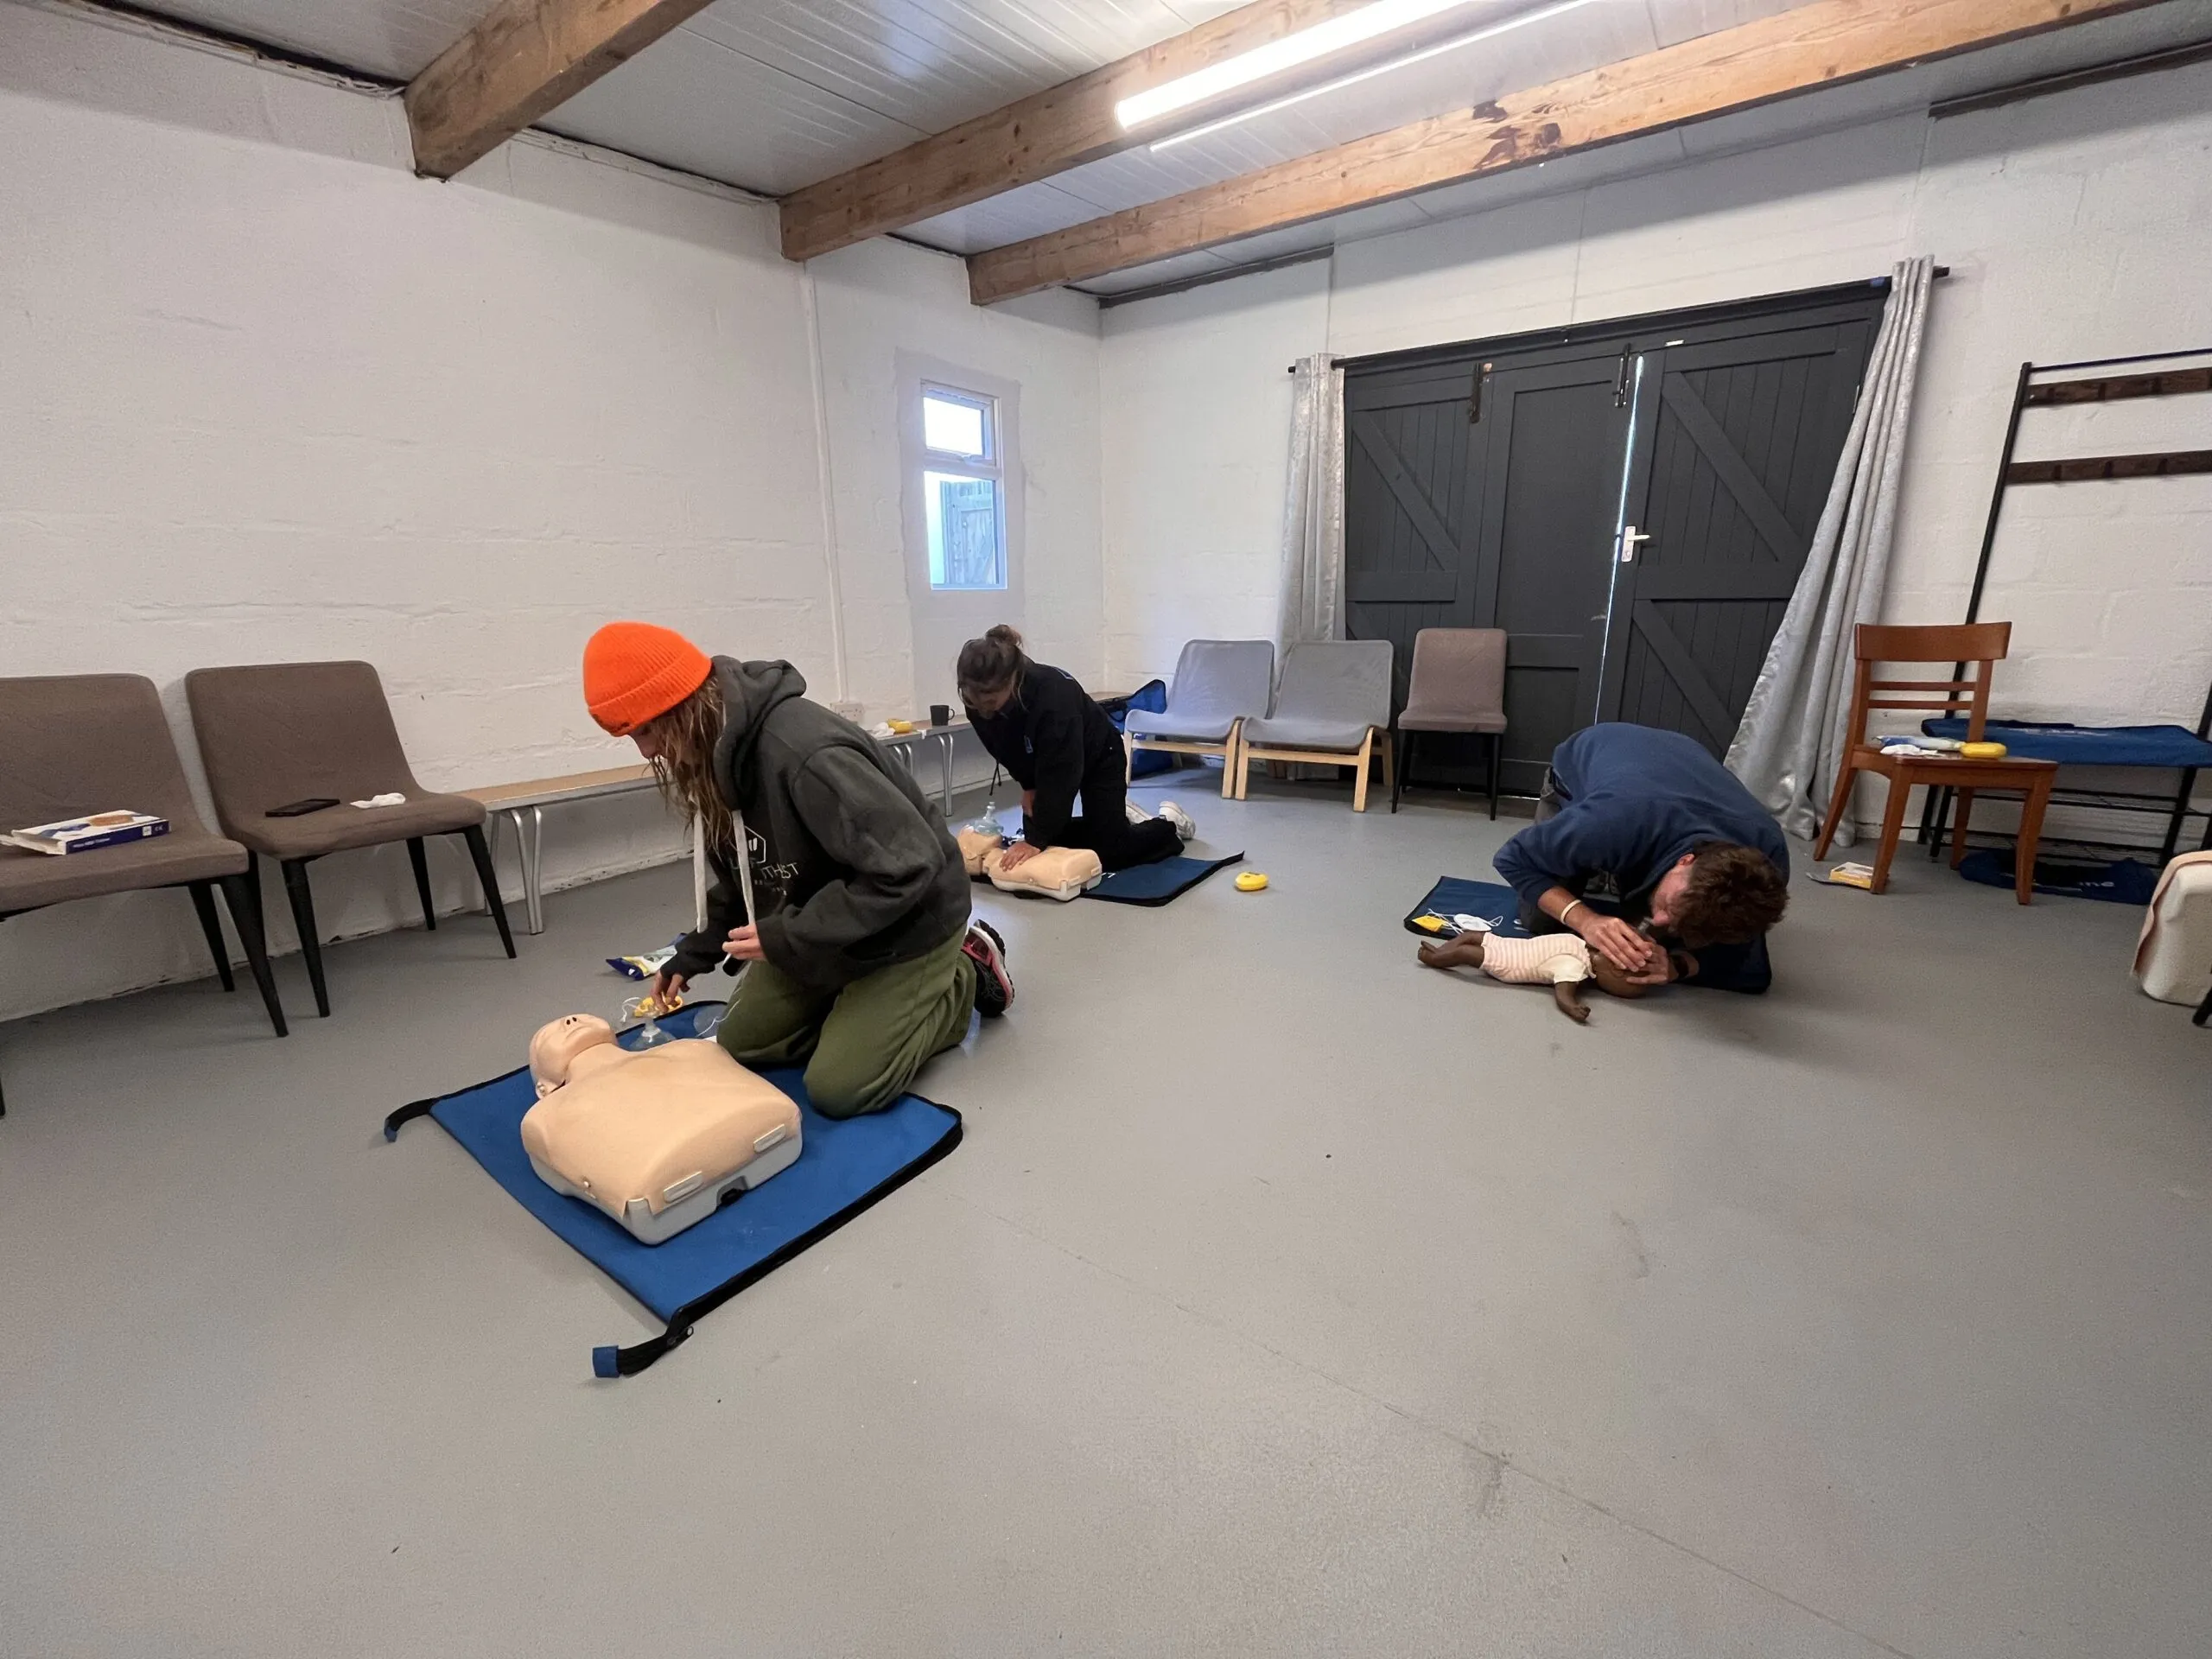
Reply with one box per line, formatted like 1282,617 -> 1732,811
984,842 -> 1103,901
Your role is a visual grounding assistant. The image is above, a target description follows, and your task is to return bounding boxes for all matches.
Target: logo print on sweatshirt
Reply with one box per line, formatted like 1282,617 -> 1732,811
743,823 -> 800,914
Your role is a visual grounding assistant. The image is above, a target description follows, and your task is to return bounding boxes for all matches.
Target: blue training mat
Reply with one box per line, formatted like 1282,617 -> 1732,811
1085,851 -> 1244,906
1956,849 -> 2160,906
384,1002 -> 961,1377
1403,877 -> 1533,939
1921,718 -> 2212,768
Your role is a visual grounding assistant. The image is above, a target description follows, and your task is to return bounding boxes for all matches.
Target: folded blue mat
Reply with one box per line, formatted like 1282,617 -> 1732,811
1085,851 -> 1244,906
1403,877 -> 1533,939
1922,718 -> 2212,768
1956,849 -> 2160,905
385,1002 -> 961,1377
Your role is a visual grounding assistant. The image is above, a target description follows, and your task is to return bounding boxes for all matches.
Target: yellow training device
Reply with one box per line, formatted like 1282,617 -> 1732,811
1235,871 -> 1269,893
1959,741 -> 2008,760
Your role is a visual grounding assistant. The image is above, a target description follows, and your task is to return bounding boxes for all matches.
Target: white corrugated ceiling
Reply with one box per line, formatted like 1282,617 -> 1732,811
136,0 -> 1250,192
119,0 -> 2212,296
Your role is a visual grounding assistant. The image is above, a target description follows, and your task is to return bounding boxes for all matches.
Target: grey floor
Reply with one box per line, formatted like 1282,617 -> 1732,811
3,775 -> 2209,1658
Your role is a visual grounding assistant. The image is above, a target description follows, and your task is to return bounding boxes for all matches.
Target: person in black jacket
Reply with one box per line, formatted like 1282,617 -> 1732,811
958,626 -> 1193,874
582,621 -> 1014,1119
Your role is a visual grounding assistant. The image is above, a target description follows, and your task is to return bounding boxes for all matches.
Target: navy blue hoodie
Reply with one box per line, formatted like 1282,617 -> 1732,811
1494,724 -> 1788,918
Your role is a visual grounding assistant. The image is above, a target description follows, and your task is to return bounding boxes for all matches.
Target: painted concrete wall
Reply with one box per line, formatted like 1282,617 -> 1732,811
0,0 -> 1101,1022
1099,65 -> 2212,843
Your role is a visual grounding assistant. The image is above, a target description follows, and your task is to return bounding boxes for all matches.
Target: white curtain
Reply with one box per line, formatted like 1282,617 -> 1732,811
1726,257 -> 1937,844
1278,353 -> 1347,648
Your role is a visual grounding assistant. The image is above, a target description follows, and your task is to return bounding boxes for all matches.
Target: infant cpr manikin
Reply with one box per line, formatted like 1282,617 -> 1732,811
519,1014 -> 803,1244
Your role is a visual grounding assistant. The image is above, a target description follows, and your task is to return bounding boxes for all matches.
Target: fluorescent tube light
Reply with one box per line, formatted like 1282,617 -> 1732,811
1116,0 -> 1490,130
1150,0 -> 1603,153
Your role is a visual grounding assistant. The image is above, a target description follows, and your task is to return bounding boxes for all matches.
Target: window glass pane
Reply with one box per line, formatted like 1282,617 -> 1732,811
925,470 -> 1005,590
923,391 -> 988,459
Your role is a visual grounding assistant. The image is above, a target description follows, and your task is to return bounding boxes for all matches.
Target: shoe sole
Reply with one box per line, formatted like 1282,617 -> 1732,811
963,919 -> 1015,1012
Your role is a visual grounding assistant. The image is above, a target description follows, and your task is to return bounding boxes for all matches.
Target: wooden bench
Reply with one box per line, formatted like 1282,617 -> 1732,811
465,727 -> 978,937
463,765 -> 660,935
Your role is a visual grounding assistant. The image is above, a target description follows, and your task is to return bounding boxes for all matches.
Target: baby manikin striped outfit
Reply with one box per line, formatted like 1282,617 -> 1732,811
1478,933 -> 1594,986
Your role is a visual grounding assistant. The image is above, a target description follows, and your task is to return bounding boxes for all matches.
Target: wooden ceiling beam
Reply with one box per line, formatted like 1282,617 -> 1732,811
967,0 -> 2162,303
405,0 -> 717,180
777,0 -> 1395,263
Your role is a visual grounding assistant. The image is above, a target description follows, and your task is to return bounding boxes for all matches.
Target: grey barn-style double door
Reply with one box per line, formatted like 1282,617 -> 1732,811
1344,283 -> 1886,796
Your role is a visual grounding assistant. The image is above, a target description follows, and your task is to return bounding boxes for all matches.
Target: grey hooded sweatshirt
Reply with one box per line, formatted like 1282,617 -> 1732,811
668,658 -> 970,992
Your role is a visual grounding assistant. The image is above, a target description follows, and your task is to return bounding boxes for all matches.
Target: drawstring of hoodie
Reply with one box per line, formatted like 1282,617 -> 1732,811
728,804 -> 759,980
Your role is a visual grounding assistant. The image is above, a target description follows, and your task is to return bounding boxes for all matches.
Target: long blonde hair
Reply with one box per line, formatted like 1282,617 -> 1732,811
639,676 -> 735,856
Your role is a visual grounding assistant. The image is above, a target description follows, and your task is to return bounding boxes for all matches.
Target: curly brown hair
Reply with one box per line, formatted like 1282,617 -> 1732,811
1671,842 -> 1789,948
635,675 -> 734,857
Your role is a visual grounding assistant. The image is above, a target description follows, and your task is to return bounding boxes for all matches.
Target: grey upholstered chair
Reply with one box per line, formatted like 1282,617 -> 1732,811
0,674 -> 287,1115
185,661 -> 514,1018
1235,639 -> 1397,812
1122,639 -> 1276,799
1393,628 -> 1509,817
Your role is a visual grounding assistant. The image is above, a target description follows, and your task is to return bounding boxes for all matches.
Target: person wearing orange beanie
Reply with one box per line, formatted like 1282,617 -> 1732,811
582,621 -> 1014,1119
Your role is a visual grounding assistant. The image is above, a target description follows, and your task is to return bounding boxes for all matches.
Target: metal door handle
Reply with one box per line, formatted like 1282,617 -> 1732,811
1619,525 -> 1653,563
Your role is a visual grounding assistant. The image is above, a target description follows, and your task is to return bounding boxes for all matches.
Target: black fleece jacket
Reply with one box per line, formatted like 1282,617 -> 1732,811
965,662 -> 1123,850
670,658 -> 970,992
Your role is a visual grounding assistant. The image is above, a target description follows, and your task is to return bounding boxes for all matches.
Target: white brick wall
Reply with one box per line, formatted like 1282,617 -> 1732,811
1099,260 -> 1333,686
0,1 -> 1103,1022
1102,64 -> 2212,850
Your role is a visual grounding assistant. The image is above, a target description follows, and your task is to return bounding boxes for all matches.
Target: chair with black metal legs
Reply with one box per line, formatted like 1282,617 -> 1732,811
186,661 -> 514,1018
0,674 -> 287,1116
1392,628 -> 1508,817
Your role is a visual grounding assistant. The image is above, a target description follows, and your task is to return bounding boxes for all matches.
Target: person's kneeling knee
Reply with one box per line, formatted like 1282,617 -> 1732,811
804,1061 -> 896,1121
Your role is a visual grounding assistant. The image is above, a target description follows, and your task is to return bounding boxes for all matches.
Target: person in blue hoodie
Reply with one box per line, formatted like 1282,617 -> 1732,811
1492,723 -> 1789,994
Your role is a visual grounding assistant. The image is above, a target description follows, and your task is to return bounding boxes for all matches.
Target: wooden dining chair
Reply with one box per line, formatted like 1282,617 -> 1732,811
1814,622 -> 2058,902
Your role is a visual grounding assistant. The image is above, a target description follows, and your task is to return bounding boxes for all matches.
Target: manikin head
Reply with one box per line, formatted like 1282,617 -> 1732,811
1647,842 -> 1789,946
530,1014 -> 620,1099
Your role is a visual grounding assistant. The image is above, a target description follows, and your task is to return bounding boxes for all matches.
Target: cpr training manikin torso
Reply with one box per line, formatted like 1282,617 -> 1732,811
519,1014 -> 803,1244
957,829 -> 1103,900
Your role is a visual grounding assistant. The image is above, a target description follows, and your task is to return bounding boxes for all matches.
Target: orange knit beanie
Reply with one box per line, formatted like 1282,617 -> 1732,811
582,622 -> 713,735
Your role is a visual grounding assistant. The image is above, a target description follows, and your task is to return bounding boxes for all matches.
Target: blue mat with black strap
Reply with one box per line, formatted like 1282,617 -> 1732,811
1085,850 -> 1244,906
1402,877 -> 1532,938
383,1002 -> 961,1378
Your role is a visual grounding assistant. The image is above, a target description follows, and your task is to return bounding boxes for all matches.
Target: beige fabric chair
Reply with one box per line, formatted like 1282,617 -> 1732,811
0,674 -> 287,1114
1393,628 -> 1508,818
186,661 -> 514,1017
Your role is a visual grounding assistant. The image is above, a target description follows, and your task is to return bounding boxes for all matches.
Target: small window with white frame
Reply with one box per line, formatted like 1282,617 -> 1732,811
920,384 -> 1007,591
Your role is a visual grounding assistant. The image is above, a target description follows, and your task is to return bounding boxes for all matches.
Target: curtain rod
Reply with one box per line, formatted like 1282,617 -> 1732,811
1288,266 -> 1952,372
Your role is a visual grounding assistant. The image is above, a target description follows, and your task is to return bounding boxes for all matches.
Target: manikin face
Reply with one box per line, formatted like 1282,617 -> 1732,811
1647,853 -> 1699,931
530,1014 -> 617,1096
